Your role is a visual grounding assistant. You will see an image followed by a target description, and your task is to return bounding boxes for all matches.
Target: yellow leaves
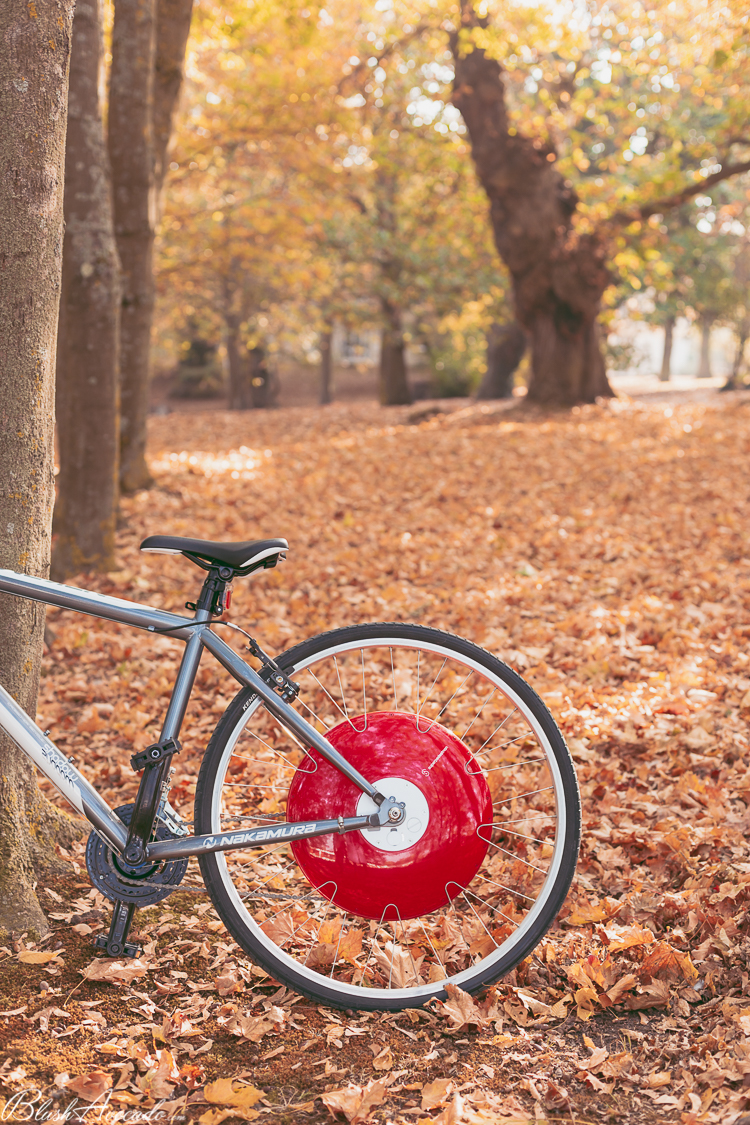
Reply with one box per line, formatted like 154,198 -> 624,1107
17,949 -> 63,965
204,1078 -> 264,1119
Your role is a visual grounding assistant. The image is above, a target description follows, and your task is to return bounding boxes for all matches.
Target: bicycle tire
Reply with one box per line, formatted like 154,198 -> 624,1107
195,622 -> 580,1010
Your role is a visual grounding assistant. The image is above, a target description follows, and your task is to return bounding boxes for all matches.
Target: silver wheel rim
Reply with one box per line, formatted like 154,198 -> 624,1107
207,634 -> 570,1005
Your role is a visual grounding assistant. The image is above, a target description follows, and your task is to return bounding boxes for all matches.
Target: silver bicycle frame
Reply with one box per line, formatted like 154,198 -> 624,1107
0,569 -> 383,860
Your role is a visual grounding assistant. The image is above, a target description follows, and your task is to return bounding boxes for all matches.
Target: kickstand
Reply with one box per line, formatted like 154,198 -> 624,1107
93,901 -> 142,959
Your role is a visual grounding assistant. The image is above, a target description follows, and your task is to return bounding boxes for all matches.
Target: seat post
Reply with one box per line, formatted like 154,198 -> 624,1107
189,565 -> 233,617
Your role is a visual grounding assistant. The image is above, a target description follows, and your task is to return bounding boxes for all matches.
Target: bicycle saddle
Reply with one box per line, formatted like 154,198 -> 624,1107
140,535 -> 288,572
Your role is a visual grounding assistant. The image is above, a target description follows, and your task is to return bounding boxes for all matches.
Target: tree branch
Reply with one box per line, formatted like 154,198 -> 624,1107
609,159 -> 750,226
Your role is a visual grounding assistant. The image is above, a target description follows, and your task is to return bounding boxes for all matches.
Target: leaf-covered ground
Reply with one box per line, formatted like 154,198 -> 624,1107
2,394 -> 750,1124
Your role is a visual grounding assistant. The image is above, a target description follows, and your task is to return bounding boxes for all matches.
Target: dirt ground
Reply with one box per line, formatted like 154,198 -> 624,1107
2,390 -> 750,1124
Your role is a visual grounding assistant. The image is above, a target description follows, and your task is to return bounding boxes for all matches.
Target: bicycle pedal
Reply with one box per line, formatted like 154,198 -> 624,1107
92,933 -> 143,959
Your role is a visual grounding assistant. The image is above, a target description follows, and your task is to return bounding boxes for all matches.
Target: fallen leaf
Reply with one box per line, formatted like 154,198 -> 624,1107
639,942 -> 698,984
372,1045 -> 393,1071
80,958 -> 148,985
421,1078 -> 455,1109
18,950 -> 63,965
64,1072 -> 112,1103
320,1079 -> 387,1122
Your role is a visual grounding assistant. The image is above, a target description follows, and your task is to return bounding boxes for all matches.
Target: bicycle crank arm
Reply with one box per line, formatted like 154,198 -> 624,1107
145,813 -> 378,862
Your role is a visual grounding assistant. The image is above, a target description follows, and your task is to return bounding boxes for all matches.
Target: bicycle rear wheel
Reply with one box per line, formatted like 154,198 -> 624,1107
195,623 -> 580,1010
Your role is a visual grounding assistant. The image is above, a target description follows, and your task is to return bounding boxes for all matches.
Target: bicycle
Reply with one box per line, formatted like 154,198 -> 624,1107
0,534 -> 580,1011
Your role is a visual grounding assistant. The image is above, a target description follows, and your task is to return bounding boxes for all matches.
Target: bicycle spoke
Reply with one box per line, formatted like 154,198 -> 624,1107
476,829 -> 548,874
461,687 -> 497,740
333,657 -> 353,727
492,785 -> 554,805
474,875 -> 536,903
415,657 -> 447,733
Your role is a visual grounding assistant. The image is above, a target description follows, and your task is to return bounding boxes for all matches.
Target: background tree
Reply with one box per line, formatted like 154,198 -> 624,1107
53,0 -> 121,580
448,0 -> 750,404
0,0 -> 80,935
155,0 -> 515,405
109,0 -> 157,492
109,0 -> 194,488
476,321 -> 526,398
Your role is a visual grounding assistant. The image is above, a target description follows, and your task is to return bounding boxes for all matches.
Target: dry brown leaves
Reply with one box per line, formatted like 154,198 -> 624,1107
6,394 -> 750,1123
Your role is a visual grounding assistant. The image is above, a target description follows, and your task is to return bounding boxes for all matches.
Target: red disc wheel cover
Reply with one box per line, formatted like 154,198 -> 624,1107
286,711 -> 492,920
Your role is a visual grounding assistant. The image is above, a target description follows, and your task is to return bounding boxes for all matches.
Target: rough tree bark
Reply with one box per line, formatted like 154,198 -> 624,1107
659,315 -> 675,382
53,0 -> 121,580
379,302 -> 412,406
153,0 -> 194,203
450,11 -> 613,406
319,328 -> 333,405
109,0 -> 156,493
697,313 -> 714,378
476,321 -> 526,399
0,0 -> 82,936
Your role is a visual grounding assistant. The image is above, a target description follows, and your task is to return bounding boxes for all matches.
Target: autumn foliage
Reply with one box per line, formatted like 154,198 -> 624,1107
0,394 -> 747,1120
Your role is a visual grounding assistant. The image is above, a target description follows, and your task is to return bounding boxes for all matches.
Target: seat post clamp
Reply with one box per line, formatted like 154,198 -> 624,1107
131,737 -> 182,773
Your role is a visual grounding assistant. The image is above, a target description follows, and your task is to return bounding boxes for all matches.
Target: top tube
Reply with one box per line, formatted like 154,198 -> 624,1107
0,569 -> 195,638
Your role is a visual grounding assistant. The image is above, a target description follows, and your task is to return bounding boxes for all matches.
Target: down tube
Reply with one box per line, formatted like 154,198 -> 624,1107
0,682 -> 128,852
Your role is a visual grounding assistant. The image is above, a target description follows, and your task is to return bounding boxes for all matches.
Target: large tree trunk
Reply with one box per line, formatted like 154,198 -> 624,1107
697,313 -> 714,378
659,315 -> 675,382
153,0 -> 193,204
379,303 -> 412,406
319,328 -> 333,405
53,0 -> 121,581
109,0 -> 156,493
0,0 -> 82,936
450,10 -> 614,406
476,321 -> 526,399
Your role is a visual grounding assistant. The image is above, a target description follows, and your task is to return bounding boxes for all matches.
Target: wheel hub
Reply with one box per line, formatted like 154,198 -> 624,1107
286,711 -> 492,920
356,777 -> 429,852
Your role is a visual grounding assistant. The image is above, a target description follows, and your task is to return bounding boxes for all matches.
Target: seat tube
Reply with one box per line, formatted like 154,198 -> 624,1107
160,625 -> 207,742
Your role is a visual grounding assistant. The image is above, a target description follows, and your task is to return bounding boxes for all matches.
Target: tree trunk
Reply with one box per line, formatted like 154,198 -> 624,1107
697,313 -> 714,378
476,321 -> 526,399
53,0 -> 121,581
450,10 -> 614,406
319,328 -> 333,405
379,304 -> 412,406
153,0 -> 193,204
226,314 -> 250,409
249,347 -> 273,409
109,0 -> 156,493
659,315 -> 675,382
0,0 -> 83,936
721,320 -> 748,391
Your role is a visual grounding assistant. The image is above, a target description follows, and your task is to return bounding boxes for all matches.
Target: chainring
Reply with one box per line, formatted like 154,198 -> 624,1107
85,804 -> 188,906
